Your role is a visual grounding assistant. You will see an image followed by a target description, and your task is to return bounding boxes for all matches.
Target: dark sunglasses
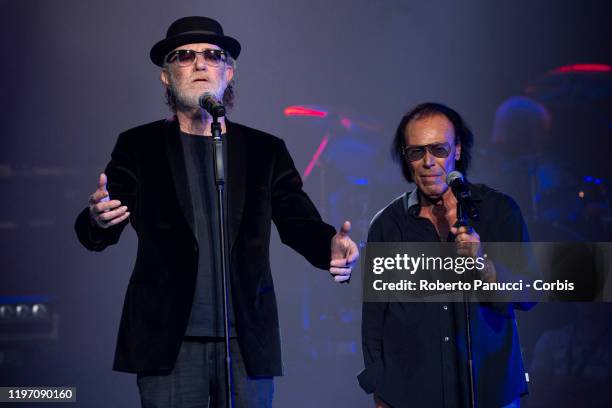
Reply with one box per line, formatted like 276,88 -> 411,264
402,142 -> 452,162
164,49 -> 227,67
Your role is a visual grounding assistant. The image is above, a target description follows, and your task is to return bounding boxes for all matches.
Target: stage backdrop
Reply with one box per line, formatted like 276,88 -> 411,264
1,0 -> 610,406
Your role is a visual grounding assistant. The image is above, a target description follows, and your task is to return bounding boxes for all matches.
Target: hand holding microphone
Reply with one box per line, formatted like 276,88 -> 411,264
446,171 -> 479,222
451,224 -> 482,259
446,171 -> 495,281
447,170 -> 482,258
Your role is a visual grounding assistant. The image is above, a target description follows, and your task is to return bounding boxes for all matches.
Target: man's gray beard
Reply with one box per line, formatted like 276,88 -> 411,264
166,73 -> 224,113
167,82 -> 199,112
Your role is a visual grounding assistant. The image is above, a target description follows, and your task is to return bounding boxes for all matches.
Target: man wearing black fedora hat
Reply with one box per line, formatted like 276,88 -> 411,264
75,16 -> 358,407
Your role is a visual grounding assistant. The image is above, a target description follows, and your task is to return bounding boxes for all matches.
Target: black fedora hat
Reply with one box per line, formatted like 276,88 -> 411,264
150,16 -> 241,66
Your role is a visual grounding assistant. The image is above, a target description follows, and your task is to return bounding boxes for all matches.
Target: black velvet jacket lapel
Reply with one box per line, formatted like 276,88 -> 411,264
164,118 -> 196,239
226,120 -> 246,254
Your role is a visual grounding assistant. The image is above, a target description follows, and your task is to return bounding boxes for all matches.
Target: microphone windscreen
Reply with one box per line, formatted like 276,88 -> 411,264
446,170 -> 464,185
198,92 -> 214,109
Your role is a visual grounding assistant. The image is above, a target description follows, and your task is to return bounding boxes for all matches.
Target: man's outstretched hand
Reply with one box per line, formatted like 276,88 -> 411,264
329,221 -> 359,283
88,173 -> 130,229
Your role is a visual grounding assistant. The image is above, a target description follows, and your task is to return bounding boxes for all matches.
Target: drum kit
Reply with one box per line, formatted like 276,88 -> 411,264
491,64 -> 612,241
285,63 -> 612,243
283,104 -> 403,243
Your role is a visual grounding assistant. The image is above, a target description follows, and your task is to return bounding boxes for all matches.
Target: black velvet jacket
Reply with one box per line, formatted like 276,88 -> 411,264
75,118 -> 336,375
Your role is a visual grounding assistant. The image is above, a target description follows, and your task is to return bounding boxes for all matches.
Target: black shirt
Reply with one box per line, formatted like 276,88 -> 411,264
359,183 -> 533,408
180,131 -> 235,337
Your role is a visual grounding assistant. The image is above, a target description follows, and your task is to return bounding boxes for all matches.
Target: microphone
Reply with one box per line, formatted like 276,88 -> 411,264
198,93 -> 226,117
446,171 -> 479,221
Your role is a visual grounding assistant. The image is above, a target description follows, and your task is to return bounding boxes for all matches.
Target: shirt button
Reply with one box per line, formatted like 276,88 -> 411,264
444,336 -> 450,342
443,305 -> 448,310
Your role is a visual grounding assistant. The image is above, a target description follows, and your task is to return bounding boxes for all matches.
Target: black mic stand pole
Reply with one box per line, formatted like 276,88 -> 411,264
210,112 -> 233,408
455,202 -> 476,408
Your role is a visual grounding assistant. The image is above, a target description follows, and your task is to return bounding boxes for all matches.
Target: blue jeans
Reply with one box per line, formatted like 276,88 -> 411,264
137,338 -> 274,408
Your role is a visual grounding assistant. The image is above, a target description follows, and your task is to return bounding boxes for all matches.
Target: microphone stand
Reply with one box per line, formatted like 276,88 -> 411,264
211,112 -> 233,408
454,202 -> 475,408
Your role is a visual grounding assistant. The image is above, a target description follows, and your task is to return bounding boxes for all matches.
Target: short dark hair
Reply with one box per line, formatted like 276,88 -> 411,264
391,102 -> 474,183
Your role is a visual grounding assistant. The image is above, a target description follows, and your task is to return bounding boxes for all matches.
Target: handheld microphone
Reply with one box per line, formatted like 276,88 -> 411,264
198,93 -> 226,117
447,171 -> 479,221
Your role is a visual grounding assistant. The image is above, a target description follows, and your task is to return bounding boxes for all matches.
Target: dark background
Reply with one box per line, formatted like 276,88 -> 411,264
1,0 -> 611,406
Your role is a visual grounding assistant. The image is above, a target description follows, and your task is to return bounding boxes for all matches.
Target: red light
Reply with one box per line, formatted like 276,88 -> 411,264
283,106 -> 328,118
303,134 -> 329,180
552,64 -> 612,73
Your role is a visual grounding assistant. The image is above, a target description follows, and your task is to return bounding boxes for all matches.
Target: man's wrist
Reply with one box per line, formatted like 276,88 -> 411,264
481,259 -> 497,283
